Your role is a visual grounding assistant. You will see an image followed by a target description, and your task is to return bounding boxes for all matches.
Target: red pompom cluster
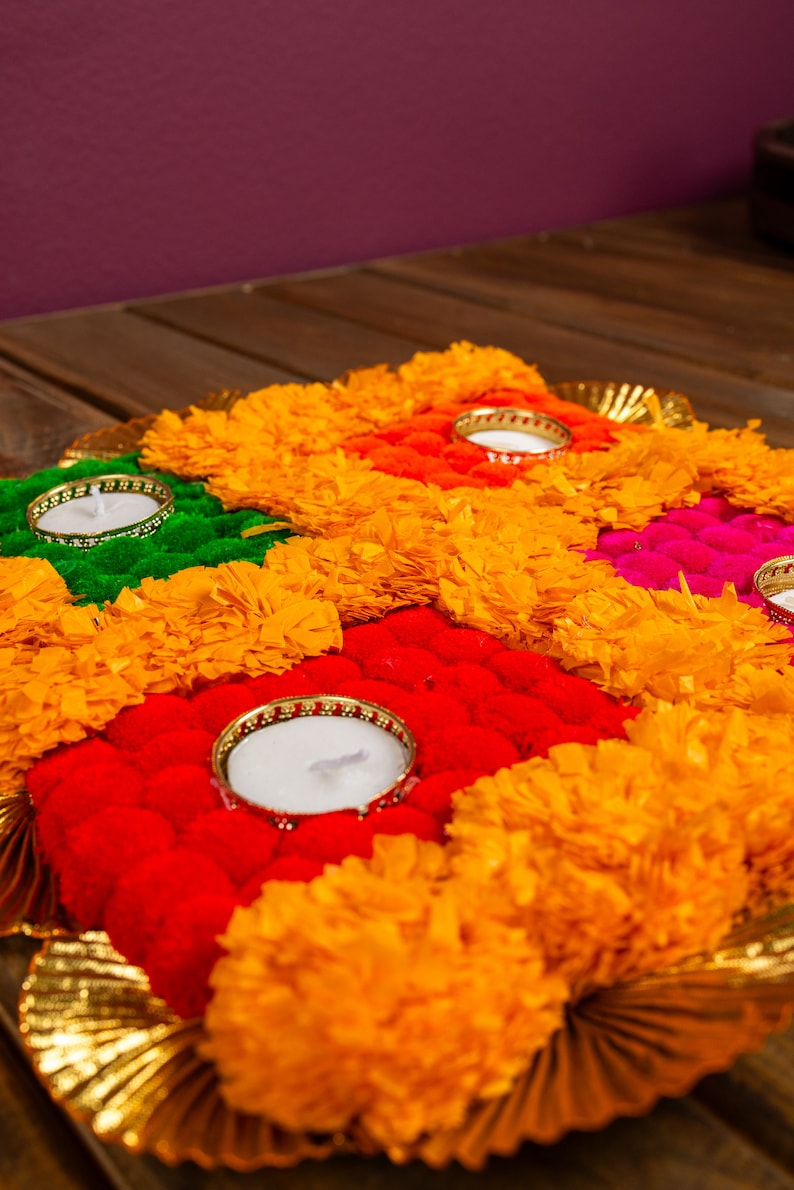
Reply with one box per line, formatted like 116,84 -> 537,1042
588,494 -> 794,612
27,605 -> 638,1017
343,388 -> 630,489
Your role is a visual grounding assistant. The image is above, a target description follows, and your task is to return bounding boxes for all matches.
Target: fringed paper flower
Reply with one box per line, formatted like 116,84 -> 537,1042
449,702 -> 794,996
0,560 -> 341,793
140,343 -> 547,480
203,834 -> 568,1148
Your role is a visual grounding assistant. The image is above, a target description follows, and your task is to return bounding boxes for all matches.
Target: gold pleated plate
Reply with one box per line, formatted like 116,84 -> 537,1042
0,792 -> 71,938
548,380 -> 694,429
59,390 -> 244,465
19,908 -> 794,1171
19,933 -> 339,1170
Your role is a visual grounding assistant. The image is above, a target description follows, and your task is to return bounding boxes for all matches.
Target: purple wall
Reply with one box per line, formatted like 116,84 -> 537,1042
3,0 -> 793,321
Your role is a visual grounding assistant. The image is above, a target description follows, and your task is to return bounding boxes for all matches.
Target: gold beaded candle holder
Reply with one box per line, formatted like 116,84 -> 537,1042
212,695 -> 417,830
452,407 -> 572,464
753,556 -> 794,625
26,474 -> 174,549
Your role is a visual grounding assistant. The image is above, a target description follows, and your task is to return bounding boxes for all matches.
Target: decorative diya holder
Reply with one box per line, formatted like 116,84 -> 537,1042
452,406 -> 572,464
753,556 -> 794,625
26,473 -> 174,548
211,695 -> 417,829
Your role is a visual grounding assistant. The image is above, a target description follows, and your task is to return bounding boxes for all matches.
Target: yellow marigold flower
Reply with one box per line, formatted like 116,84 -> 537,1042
0,560 -> 342,789
0,556 -> 76,641
551,579 -> 793,708
203,835 -> 567,1149
449,703 -> 794,994
395,341 -> 545,405
141,343 -> 547,482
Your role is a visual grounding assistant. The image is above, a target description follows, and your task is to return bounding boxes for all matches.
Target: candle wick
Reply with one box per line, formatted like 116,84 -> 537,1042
89,485 -> 106,517
308,748 -> 370,772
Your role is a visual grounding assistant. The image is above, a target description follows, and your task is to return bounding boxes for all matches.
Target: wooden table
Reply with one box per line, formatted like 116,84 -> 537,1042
2,197 -> 794,1190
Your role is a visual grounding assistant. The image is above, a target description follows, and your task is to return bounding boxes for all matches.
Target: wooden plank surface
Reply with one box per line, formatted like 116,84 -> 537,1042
262,267 -> 794,446
0,308 -> 304,418
139,289 -> 430,380
2,197 -> 794,1189
0,358 -> 119,477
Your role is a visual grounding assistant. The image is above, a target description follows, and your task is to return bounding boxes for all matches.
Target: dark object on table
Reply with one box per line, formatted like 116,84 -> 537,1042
751,116 -> 794,249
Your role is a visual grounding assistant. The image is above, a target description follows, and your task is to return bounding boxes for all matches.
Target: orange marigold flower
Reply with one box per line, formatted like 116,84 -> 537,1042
203,834 -> 567,1148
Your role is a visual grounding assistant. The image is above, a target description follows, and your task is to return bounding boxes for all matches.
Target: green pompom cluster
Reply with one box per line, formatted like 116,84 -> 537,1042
0,456 -> 291,605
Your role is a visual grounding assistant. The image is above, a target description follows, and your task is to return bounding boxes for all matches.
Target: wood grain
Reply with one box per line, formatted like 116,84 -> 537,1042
374,249 -> 794,392
695,1030 -> 794,1175
0,309 -> 303,418
0,358 -> 119,477
264,269 -> 794,446
138,289 -> 427,381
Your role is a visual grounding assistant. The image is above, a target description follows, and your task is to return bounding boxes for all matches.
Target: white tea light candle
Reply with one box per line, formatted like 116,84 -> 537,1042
227,716 -> 407,815
769,590 -> 794,613
37,488 -> 160,534
466,428 -> 559,455
453,407 -> 571,464
27,474 -> 174,548
213,696 -> 416,827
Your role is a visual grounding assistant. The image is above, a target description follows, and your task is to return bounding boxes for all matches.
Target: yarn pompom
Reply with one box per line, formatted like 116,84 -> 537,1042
188,685 -> 258,735
104,849 -> 234,966
361,646 -> 441,688
146,894 -> 242,1019
407,769 -> 486,819
57,808 -> 175,925
429,627 -> 505,664
384,605 -> 450,645
35,761 -> 144,854
486,650 -> 558,692
103,695 -> 194,750
370,805 -> 446,843
181,811 -> 281,885
240,857 -> 326,901
142,765 -> 222,831
135,729 -> 216,771
279,812 -> 376,865
25,739 -> 119,807
418,726 -> 519,774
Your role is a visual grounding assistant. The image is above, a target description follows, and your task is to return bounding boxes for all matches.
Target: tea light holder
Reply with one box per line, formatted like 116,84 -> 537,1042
452,407 -> 572,464
211,695 -> 417,829
753,556 -> 794,625
26,474 -> 174,549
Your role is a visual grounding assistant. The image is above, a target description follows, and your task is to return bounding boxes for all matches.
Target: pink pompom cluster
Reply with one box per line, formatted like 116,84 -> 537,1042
587,495 -> 794,614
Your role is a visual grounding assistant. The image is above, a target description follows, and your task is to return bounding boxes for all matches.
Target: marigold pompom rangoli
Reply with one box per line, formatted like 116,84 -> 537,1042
5,342 -> 794,1166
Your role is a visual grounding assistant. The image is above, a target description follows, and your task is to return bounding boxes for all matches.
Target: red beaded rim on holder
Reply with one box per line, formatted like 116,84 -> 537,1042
753,555 -> 794,625
452,407 -> 572,464
211,695 -> 417,829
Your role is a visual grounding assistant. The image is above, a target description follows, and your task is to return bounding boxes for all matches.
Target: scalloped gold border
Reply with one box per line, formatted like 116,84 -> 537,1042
18,908 -> 794,1171
547,380 -> 694,429
0,793 -> 73,939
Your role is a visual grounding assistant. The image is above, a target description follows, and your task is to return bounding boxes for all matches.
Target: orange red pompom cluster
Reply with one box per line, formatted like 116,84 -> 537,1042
28,605 -> 638,1018
343,388 -> 629,489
